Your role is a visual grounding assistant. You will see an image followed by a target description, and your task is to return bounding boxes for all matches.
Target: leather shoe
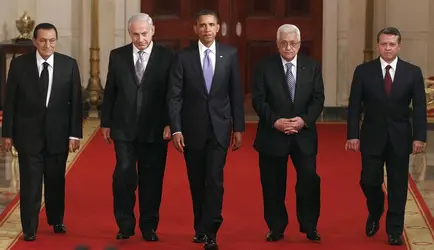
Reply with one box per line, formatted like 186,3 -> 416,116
265,231 -> 284,242
53,224 -> 67,234
193,233 -> 207,243
142,230 -> 158,241
23,233 -> 36,241
306,230 -> 321,242
204,235 -> 218,250
116,231 -> 134,240
388,234 -> 403,245
365,215 -> 380,237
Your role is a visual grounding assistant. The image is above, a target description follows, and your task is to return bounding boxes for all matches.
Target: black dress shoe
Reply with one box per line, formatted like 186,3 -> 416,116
204,236 -> 218,250
265,231 -> 284,242
365,215 -> 380,237
53,224 -> 67,234
388,234 -> 403,245
23,233 -> 36,241
116,231 -> 134,240
142,230 -> 159,241
306,230 -> 321,242
193,233 -> 207,243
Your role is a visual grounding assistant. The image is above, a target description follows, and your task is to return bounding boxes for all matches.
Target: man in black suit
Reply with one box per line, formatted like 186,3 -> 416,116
100,13 -> 173,241
252,24 -> 324,243
2,23 -> 82,241
346,27 -> 427,245
167,9 -> 244,250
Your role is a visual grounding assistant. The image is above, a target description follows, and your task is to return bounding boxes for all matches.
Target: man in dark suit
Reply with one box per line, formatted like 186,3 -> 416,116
167,9 -> 244,250
2,23 -> 82,241
346,27 -> 427,245
252,24 -> 324,243
100,13 -> 173,241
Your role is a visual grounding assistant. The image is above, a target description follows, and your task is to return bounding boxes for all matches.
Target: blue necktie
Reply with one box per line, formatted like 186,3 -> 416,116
203,49 -> 213,93
286,62 -> 296,101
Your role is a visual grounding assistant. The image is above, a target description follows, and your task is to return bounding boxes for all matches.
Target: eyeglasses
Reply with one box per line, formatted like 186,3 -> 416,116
279,41 -> 301,48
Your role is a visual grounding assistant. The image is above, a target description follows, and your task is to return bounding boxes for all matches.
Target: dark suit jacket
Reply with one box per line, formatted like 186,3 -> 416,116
347,57 -> 427,156
2,52 -> 83,154
101,43 -> 173,143
167,42 -> 245,149
252,54 -> 325,157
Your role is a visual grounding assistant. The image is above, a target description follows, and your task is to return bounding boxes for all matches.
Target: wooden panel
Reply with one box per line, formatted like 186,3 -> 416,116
190,0 -> 219,18
154,40 -> 181,51
151,0 -> 180,17
245,41 -> 276,93
142,0 -> 231,49
247,0 -> 273,17
286,0 -> 310,17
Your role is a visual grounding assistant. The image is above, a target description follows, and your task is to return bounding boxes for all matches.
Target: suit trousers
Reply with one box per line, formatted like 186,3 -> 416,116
112,140 -> 168,234
258,139 -> 321,234
184,127 -> 227,237
360,139 -> 409,234
18,149 -> 68,235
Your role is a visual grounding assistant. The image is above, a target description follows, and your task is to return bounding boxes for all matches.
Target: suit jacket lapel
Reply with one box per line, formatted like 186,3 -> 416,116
374,58 -> 388,99
190,44 -> 208,96
209,43 -> 224,95
140,45 -> 157,86
275,55 -> 292,101
294,56 -> 309,105
27,52 -> 44,103
48,53 -> 63,107
124,43 -> 139,86
389,59 -> 404,98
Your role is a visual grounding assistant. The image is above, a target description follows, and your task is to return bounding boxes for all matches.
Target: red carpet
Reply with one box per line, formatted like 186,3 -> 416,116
10,123 -> 407,250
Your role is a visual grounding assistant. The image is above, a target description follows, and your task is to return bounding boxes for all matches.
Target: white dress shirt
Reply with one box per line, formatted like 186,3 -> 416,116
198,40 -> 216,72
36,51 -> 79,140
380,56 -> 398,81
133,41 -> 153,72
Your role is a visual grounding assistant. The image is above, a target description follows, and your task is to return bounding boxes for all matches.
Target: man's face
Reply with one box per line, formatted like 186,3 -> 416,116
33,29 -> 57,59
277,31 -> 300,62
194,14 -> 220,45
377,34 -> 400,63
129,20 -> 154,50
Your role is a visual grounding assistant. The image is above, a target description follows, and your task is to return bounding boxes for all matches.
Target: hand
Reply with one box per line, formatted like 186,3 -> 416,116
2,138 -> 12,152
286,117 -> 305,132
172,133 -> 185,153
69,139 -> 80,153
274,118 -> 293,133
345,139 -> 360,152
101,127 -> 111,144
231,132 -> 242,151
412,140 -> 425,155
163,126 -> 171,140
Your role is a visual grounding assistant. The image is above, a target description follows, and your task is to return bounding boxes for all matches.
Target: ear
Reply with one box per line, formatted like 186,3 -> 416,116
193,25 -> 198,35
215,23 -> 220,33
151,25 -> 155,35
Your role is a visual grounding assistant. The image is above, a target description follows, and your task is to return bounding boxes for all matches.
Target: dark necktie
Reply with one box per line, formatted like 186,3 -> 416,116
384,65 -> 392,95
285,62 -> 296,101
40,62 -> 49,104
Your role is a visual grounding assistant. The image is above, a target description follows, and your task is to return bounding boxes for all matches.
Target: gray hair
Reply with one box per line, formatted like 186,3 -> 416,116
277,24 -> 301,41
128,13 -> 153,30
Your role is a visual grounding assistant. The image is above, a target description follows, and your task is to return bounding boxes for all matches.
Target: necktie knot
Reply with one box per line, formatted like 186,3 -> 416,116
385,65 -> 391,71
205,49 -> 211,56
138,50 -> 144,57
286,62 -> 293,71
43,62 -> 49,69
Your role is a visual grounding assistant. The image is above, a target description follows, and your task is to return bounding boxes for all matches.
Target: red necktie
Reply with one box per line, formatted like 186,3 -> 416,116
384,65 -> 392,95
